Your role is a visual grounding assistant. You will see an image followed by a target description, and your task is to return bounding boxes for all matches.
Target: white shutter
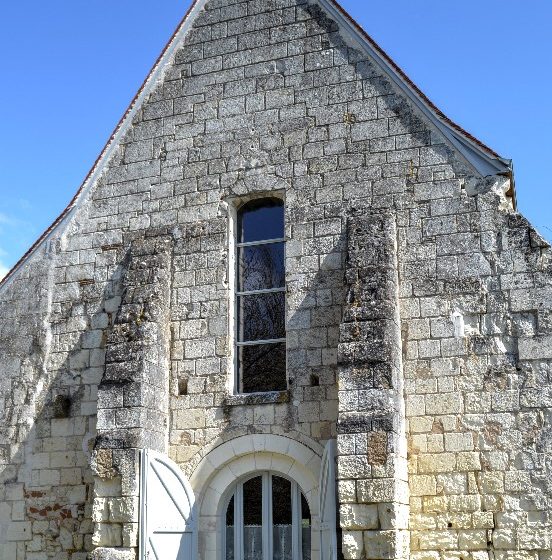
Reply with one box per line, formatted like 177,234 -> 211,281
318,440 -> 337,560
140,449 -> 196,560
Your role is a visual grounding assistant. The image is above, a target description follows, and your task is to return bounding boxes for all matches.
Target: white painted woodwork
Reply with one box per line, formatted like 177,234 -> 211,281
140,449 -> 197,560
318,441 -> 337,560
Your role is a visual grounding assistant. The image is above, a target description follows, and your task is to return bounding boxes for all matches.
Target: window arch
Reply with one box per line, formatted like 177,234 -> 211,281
224,472 -> 311,560
235,198 -> 286,393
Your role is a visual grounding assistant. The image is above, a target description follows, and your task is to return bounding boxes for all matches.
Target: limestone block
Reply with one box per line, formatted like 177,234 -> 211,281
89,548 -> 136,560
519,336 -> 552,360
425,394 -> 463,415
59,525 -> 74,550
456,452 -> 481,472
338,455 -> 371,479
410,475 -> 437,496
411,553 -> 440,560
504,470 -> 531,492
1,543 -> 16,558
95,477 -> 123,498
444,433 -> 473,452
338,480 -> 356,502
6,521 -> 32,541
340,503 -> 379,530
448,495 -> 481,513
362,529 -> 408,559
342,531 -> 364,560
478,472 -> 504,494
435,473 -> 467,495
378,503 -> 409,530
417,453 -> 456,474
92,523 -> 123,547
457,530 -> 487,550
417,529 -> 457,550
517,527 -> 551,550
357,479 -> 395,503
93,498 -> 109,523
108,497 -> 139,523
472,511 -> 494,529
122,522 -> 139,548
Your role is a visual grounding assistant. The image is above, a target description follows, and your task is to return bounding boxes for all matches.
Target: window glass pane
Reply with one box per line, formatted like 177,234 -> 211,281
240,343 -> 286,393
226,495 -> 235,560
243,477 -> 263,560
238,242 -> 285,292
238,199 -> 284,243
272,476 -> 292,525
272,476 -> 292,560
238,292 -> 285,342
226,495 -> 235,526
301,494 -> 311,560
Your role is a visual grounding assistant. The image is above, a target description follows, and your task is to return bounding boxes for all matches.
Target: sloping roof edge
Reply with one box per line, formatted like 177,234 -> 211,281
0,0 -> 204,290
0,0 -> 512,290
321,0 -> 512,177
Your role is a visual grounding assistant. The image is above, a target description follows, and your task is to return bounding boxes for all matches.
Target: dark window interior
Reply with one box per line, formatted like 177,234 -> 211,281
237,198 -> 286,393
243,476 -> 263,560
272,476 -> 292,525
238,199 -> 285,243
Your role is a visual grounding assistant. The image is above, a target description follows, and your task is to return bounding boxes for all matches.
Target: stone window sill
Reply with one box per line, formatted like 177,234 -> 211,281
224,390 -> 289,407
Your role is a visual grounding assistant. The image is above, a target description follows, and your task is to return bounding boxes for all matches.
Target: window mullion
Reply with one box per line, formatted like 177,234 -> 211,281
237,237 -> 286,248
237,338 -> 286,347
292,482 -> 300,560
263,473 -> 272,560
235,485 -> 243,560
236,287 -> 286,297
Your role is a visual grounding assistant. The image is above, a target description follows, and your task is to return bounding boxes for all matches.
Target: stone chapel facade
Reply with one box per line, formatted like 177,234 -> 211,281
1,1 -> 551,559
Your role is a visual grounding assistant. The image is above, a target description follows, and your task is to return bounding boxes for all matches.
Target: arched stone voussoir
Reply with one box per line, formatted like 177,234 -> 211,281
190,433 -> 323,492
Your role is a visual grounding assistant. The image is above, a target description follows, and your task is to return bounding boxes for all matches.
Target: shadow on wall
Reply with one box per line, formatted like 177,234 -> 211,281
0,241 -> 134,555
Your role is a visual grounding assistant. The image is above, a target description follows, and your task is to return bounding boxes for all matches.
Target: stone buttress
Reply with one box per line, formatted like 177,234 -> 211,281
337,213 -> 409,560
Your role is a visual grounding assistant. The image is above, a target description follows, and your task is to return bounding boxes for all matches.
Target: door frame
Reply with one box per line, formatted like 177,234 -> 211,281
221,471 -> 310,560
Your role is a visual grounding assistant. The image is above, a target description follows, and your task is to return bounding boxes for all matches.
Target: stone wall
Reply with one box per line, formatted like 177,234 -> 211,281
403,187 -> 552,560
0,0 -> 550,559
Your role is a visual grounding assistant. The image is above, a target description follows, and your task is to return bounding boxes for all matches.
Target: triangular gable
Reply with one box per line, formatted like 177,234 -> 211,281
0,0 -> 512,288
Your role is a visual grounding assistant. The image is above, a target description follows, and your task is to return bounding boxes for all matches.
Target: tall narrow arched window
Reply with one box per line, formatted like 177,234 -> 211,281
225,473 -> 311,560
236,198 -> 286,393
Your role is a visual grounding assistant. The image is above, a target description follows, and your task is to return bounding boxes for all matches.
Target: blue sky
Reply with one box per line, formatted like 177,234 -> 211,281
1,1 -> 551,279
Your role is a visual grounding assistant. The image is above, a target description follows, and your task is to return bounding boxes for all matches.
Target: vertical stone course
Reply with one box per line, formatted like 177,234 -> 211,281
91,233 -> 172,558
337,213 -> 409,560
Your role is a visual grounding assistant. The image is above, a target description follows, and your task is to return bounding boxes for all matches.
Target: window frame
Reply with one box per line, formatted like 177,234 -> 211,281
222,472 -> 310,560
229,195 -> 287,395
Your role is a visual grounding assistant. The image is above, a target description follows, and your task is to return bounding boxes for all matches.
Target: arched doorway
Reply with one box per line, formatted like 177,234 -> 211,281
189,435 -> 336,560
224,472 -> 311,560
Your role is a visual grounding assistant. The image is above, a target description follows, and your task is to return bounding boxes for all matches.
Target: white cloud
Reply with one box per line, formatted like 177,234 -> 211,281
0,212 -> 17,226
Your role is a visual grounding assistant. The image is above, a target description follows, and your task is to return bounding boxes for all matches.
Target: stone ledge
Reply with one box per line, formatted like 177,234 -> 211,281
223,390 -> 289,407
88,547 -> 136,560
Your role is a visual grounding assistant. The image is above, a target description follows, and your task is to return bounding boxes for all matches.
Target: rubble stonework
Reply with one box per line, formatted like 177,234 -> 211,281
0,0 -> 551,559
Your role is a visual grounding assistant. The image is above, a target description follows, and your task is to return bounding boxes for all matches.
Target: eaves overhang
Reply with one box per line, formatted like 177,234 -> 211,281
318,0 -> 512,178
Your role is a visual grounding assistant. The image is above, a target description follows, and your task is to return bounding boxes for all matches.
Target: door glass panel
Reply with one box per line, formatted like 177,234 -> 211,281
244,476 -> 263,560
226,495 -> 235,560
272,476 -> 292,560
301,494 -> 311,560
238,243 -> 285,292
227,474 -> 312,560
